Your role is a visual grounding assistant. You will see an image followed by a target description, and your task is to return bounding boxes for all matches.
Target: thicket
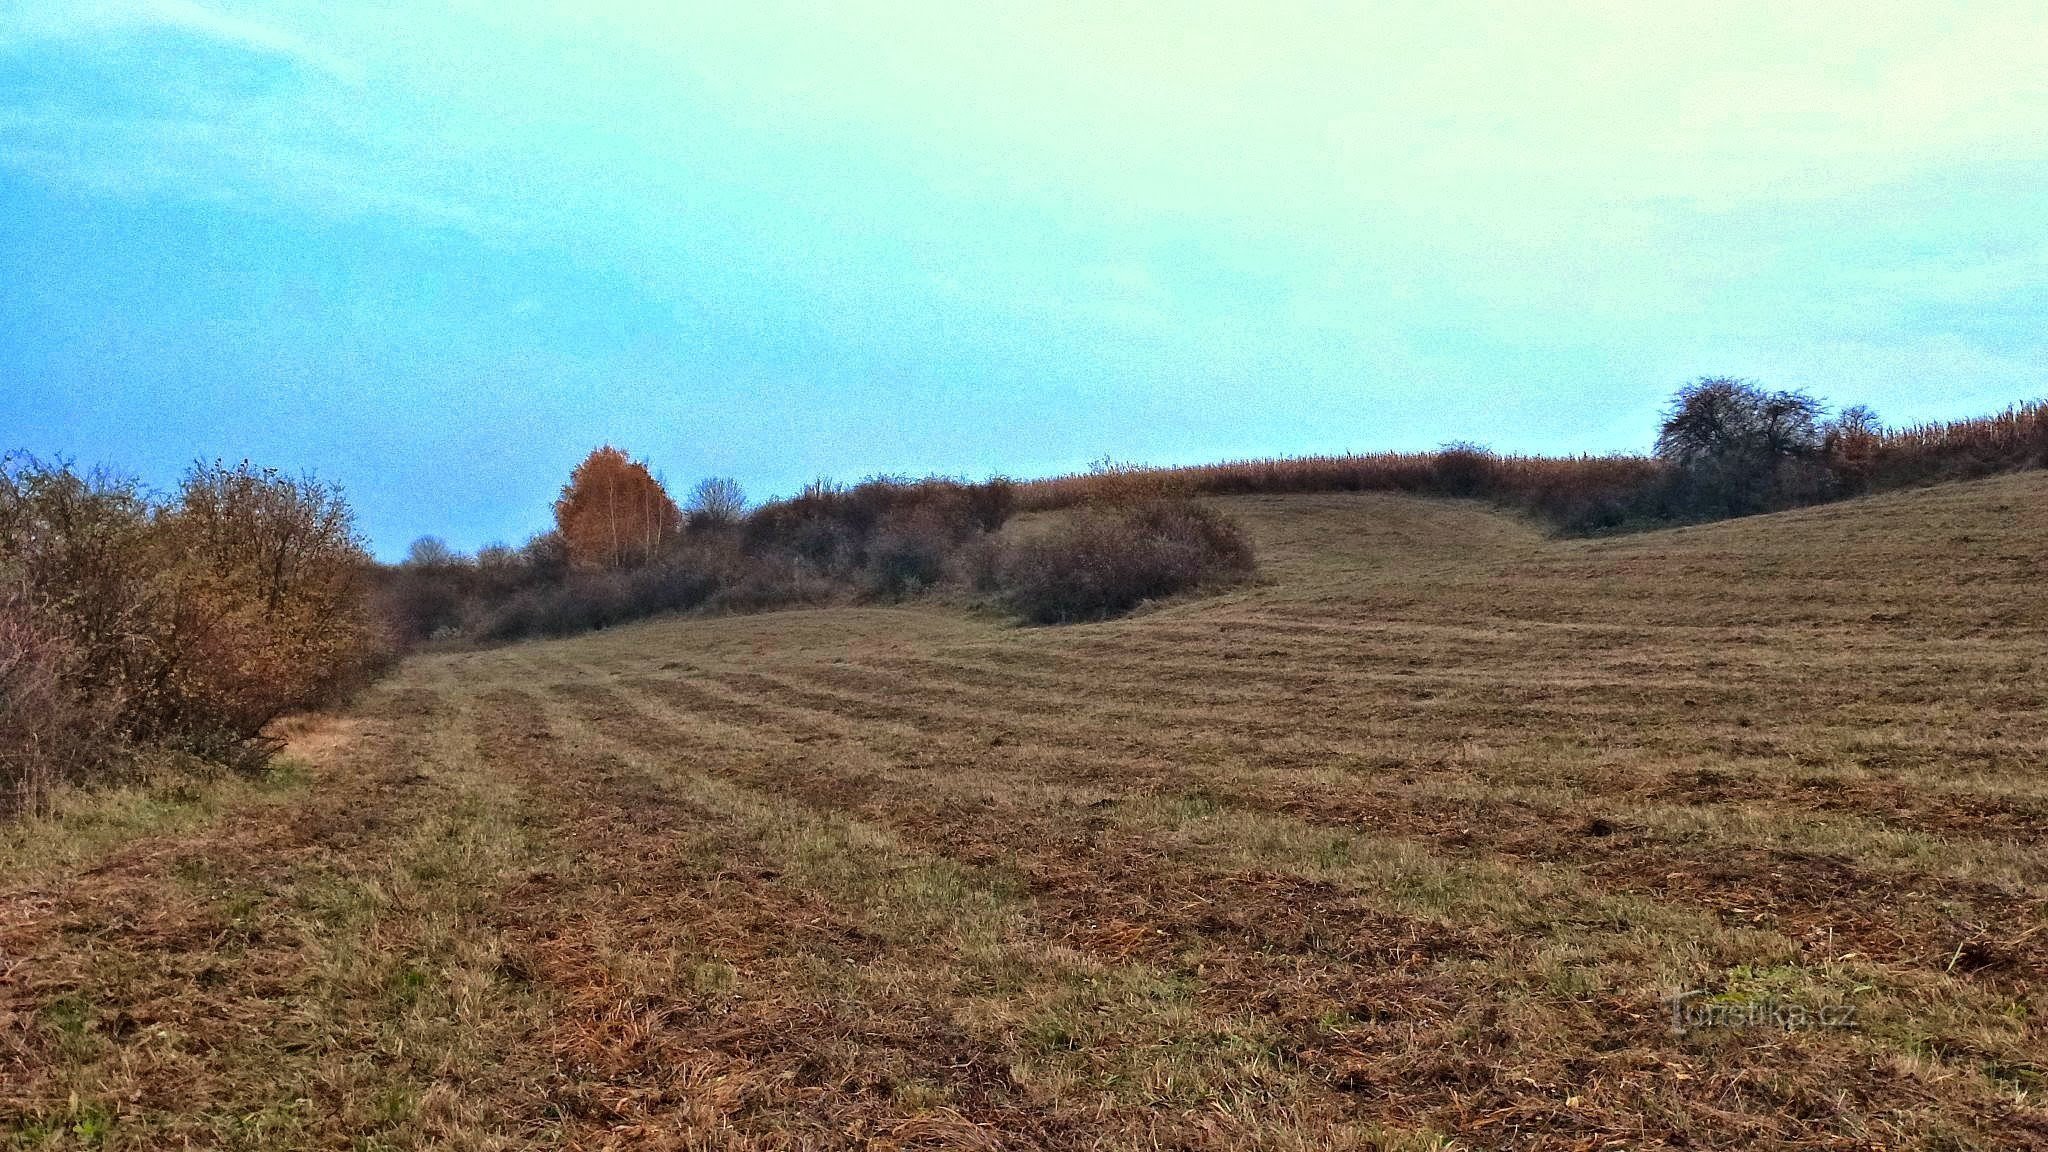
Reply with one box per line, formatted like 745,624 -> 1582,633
381,388 -> 2044,649
17,386 -> 2031,811
380,462 -> 1263,643
0,456 -> 386,814
1015,450 -> 1672,533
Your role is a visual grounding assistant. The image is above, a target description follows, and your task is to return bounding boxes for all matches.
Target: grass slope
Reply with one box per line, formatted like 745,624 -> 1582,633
5,472 -> 2046,1150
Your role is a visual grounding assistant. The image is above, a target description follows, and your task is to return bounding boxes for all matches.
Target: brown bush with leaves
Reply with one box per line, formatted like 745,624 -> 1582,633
146,461 -> 387,751
995,499 -> 1256,624
0,455 -> 386,813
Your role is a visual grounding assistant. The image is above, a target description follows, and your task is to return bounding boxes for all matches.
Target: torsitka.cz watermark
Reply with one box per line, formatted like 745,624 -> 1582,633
1664,990 -> 1858,1035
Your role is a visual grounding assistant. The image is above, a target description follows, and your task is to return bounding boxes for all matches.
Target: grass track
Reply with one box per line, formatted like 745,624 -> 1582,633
5,474 -> 2047,1149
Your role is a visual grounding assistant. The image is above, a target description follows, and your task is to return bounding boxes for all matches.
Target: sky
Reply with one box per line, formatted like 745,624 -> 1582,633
3,2 -> 2045,558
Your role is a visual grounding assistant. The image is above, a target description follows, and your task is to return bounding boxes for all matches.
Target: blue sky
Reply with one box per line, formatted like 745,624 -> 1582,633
3,2 -> 2045,558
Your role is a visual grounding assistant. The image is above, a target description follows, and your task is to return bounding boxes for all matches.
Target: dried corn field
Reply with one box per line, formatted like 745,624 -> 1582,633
5,473 -> 2047,1150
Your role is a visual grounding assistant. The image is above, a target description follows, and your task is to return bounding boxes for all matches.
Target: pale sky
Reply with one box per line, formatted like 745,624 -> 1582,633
4,2 -> 2045,555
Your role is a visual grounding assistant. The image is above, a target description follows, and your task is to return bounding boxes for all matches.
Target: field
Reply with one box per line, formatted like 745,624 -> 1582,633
5,473 -> 2046,1150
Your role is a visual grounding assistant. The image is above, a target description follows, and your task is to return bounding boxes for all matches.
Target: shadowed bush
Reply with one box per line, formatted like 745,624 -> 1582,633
995,500 -> 1256,624
1654,378 -> 1832,517
0,589 -> 112,812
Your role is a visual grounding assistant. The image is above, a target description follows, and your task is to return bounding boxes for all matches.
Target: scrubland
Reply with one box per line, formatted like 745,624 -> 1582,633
5,469 -> 2045,1149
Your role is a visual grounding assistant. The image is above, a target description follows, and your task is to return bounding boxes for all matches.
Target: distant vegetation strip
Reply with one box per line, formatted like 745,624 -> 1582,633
1017,388 -> 2048,532
384,382 -> 2045,649
5,383 -> 2042,813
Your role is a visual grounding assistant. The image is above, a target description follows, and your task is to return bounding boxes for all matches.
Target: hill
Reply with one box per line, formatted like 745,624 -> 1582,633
5,473 -> 2046,1149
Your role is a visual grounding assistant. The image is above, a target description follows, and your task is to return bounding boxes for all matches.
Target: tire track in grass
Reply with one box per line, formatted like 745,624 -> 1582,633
476,682 -> 1446,1150
547,675 -> 2048,1150
1,666 -> 554,1150
617,659 -> 2048,986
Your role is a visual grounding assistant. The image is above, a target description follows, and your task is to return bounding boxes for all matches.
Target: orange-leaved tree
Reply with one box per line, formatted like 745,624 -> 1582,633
554,446 -> 681,570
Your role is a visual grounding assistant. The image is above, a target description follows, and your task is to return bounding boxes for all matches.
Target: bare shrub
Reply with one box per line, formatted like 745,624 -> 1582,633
947,533 -> 1005,594
995,500 -> 1255,624
741,475 -> 1015,586
863,505 -> 957,599
477,536 -> 752,640
1432,442 -> 1498,498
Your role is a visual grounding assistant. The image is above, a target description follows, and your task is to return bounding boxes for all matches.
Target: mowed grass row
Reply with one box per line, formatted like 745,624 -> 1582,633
5,471 -> 2046,1149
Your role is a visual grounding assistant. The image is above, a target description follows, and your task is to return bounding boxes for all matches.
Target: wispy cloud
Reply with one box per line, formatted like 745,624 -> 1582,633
2,0 -> 359,83
0,2 -> 506,237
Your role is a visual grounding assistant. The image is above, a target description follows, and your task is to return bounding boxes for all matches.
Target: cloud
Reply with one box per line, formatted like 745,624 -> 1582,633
2,0 -> 359,84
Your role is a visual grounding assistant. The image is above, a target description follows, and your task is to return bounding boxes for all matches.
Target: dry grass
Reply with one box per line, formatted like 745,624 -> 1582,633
6,472 -> 2047,1149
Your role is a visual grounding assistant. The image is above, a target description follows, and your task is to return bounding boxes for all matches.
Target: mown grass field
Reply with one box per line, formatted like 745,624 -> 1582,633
5,473 -> 2046,1150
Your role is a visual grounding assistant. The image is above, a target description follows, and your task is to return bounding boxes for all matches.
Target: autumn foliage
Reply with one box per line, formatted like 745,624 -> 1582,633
554,446 -> 681,570
1,456 -> 386,813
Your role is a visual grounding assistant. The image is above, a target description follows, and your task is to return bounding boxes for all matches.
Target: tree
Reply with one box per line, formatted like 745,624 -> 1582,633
405,536 -> 462,568
685,476 -> 746,529
553,446 -> 681,569
1655,378 -> 1829,515
1822,405 -> 1884,493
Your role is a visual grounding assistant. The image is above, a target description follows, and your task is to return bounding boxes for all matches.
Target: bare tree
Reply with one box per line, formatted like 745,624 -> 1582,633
686,477 -> 747,529
1656,378 -> 1828,515
405,536 -> 461,568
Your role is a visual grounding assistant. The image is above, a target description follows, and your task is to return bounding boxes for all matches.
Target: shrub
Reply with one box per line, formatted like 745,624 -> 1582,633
0,586 -> 113,814
1431,442 -> 1498,499
377,542 -> 473,645
476,536 -> 757,640
148,461 -> 387,746
0,459 -> 159,717
863,505 -> 956,599
995,500 -> 1255,624
0,454 -> 386,810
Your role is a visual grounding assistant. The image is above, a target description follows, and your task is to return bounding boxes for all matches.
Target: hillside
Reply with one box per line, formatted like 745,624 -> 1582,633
5,472 -> 2046,1149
